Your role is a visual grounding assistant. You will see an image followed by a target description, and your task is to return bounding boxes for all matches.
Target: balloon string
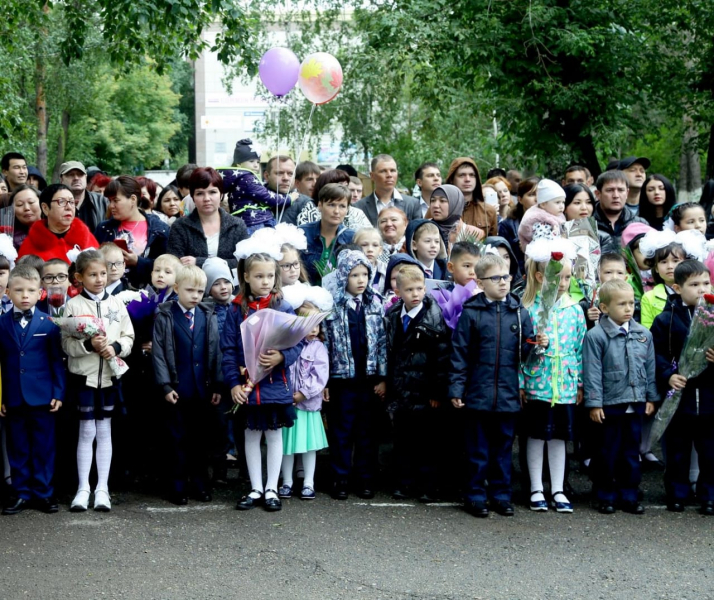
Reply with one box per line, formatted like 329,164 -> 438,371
275,97 -> 284,223
277,102 -> 317,224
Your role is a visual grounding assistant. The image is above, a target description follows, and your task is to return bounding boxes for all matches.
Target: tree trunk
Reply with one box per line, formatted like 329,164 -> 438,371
706,123 -> 714,182
51,110 -> 70,184
35,54 -> 47,177
678,115 -> 702,203
575,133 -> 601,180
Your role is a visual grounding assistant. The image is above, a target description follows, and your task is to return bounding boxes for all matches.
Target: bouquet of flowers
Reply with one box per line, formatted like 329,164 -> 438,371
562,217 -> 600,301
240,308 -> 329,390
117,287 -> 171,321
430,279 -> 479,330
621,245 -> 645,301
51,315 -> 129,378
652,294 -> 714,443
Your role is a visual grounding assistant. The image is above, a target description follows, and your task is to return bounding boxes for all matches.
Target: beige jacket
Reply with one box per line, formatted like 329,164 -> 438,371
61,292 -> 135,389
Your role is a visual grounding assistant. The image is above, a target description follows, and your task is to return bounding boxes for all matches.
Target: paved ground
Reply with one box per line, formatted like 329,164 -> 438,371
1,462 -> 713,600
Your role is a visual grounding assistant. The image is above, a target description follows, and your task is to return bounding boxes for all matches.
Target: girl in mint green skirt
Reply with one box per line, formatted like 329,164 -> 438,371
279,302 -> 329,500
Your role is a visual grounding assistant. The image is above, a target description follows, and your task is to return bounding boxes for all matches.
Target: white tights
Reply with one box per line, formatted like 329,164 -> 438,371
281,451 -> 317,489
244,428 -> 283,499
77,419 -> 112,493
527,437 -> 567,500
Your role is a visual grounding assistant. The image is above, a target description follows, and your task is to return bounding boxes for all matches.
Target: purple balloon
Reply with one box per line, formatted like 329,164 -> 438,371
259,47 -> 300,97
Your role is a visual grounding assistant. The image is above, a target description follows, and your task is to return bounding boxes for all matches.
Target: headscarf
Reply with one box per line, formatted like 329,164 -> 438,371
429,184 -> 465,246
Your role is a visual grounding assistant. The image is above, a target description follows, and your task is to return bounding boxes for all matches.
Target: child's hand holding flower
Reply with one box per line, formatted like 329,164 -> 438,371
706,348 -> 714,363
536,332 -> 549,347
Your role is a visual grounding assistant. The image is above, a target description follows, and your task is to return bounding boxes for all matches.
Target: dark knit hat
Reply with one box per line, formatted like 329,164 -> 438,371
232,139 -> 260,166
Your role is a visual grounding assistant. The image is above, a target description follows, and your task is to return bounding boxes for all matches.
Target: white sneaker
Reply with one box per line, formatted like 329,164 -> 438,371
70,489 -> 90,512
94,490 -> 111,512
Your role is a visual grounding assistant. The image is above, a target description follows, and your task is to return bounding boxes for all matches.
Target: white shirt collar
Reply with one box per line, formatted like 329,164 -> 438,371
400,302 -> 423,319
86,290 -> 105,302
105,280 -> 122,295
13,306 -> 34,315
177,302 -> 195,315
374,188 -> 403,212
609,317 -> 629,332
419,196 -> 429,217
418,259 -> 435,273
346,292 -> 363,309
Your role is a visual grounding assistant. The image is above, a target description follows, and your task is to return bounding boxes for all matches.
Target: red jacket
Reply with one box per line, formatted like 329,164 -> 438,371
18,218 -> 98,263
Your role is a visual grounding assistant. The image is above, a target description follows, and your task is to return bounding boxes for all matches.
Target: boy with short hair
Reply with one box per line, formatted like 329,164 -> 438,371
99,243 -> 128,295
152,265 -> 222,505
36,259 -> 71,316
0,265 -> 66,515
450,254 -> 535,517
151,254 -> 181,300
385,265 -> 450,500
406,219 -> 447,280
583,279 -> 659,515
651,260 -> 714,514
582,252 -> 630,327
447,242 -> 481,287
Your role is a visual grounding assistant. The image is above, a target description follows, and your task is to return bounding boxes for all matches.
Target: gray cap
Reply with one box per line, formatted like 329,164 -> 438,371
59,161 -> 86,176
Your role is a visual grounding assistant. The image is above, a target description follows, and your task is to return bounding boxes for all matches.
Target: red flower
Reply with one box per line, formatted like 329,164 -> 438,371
704,294 -> 714,305
551,252 -> 564,261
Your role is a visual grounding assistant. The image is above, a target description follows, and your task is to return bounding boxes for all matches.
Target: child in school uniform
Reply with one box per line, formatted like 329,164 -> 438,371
36,259 -> 71,316
0,265 -> 66,515
323,250 -> 387,500
153,265 -> 222,505
405,219 -> 448,280
651,260 -> 714,515
450,254 -> 535,517
384,265 -> 450,501
62,250 -> 134,513
99,243 -> 130,296
583,279 -> 659,514
221,241 -> 303,512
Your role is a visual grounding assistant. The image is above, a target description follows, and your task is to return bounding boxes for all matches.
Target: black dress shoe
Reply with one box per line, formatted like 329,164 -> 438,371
418,492 -> 438,503
620,501 -> 645,515
192,490 -> 212,503
36,497 -> 59,514
331,482 -> 348,501
492,500 -> 515,516
464,501 -> 489,518
356,488 -> 375,500
263,492 -> 282,512
392,489 -> 408,501
168,493 -> 188,506
236,490 -> 263,510
700,501 -> 714,516
598,502 -> 616,515
667,501 -> 685,513
2,497 -> 28,516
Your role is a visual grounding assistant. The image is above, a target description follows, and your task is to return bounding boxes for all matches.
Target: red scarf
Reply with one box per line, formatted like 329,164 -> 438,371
233,293 -> 273,318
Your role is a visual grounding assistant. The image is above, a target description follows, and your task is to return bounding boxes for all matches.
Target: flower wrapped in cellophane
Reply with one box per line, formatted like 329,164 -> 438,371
240,308 -> 329,390
652,293 -> 714,443
430,279 -> 479,330
561,216 -> 600,301
524,238 -> 577,359
51,315 -> 129,378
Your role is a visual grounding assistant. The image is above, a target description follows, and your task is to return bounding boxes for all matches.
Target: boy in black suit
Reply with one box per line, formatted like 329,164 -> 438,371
0,265 -> 66,515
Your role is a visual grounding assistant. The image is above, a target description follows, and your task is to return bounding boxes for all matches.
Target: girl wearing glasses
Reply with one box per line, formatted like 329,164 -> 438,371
18,184 -> 98,263
520,239 -> 585,515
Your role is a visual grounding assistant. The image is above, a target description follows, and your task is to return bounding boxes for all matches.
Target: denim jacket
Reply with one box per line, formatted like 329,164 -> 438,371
299,220 -> 355,285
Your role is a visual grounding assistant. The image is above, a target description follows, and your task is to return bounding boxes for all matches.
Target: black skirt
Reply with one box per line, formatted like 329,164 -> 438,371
243,404 -> 296,431
69,373 -> 123,421
524,401 -> 575,441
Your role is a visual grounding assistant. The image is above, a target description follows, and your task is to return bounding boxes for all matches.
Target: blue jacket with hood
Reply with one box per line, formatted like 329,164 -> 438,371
323,250 -> 387,380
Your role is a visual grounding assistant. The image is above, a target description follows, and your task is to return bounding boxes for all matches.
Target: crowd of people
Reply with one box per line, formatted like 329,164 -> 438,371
0,142 -> 713,520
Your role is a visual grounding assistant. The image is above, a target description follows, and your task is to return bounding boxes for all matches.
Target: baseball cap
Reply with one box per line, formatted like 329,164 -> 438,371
59,161 -> 87,176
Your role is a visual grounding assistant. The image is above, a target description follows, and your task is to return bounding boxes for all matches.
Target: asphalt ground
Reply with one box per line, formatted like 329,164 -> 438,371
1,453 -> 712,600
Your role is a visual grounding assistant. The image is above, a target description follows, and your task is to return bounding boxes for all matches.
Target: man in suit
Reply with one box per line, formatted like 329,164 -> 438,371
0,265 -> 66,515
354,154 -> 422,227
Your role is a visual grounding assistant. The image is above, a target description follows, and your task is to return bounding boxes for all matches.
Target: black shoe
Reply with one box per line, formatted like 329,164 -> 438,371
263,491 -> 282,512
700,501 -> 714,516
356,488 -> 375,500
2,497 -> 28,516
620,501 -> 645,515
492,500 -> 514,516
168,492 -> 188,506
35,496 -> 59,514
667,500 -> 685,513
392,489 -> 408,501
331,482 -> 349,501
192,490 -> 212,503
236,490 -> 263,510
598,502 -> 616,515
464,501 -> 489,518
418,492 -> 438,503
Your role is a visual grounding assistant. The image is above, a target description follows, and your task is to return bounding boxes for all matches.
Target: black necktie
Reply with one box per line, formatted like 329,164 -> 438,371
14,310 -> 32,322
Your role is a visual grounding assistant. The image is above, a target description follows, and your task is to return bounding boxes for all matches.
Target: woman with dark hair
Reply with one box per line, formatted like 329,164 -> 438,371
498,176 -> 539,274
94,175 -> 170,287
154,185 -> 183,226
18,183 -> 98,262
296,169 -> 371,230
638,174 -> 676,231
10,184 -> 43,249
167,167 -> 248,270
563,183 -> 596,221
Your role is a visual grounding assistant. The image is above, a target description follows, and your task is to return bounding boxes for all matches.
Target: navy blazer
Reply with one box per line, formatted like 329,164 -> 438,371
0,309 -> 66,407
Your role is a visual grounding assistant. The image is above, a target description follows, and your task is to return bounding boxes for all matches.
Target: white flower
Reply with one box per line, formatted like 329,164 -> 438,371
524,237 -> 577,262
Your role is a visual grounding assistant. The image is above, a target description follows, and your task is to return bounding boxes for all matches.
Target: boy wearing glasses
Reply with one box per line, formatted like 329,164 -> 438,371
99,243 -> 128,295
37,259 -> 71,316
450,254 -> 534,518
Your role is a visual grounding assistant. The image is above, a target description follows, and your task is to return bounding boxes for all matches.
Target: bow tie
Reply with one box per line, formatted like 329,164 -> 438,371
14,310 -> 32,322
